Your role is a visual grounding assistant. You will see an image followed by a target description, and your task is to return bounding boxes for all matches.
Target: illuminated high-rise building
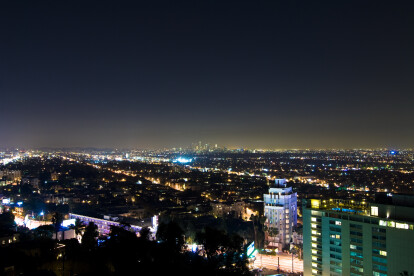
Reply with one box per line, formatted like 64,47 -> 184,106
264,179 -> 298,249
303,196 -> 414,276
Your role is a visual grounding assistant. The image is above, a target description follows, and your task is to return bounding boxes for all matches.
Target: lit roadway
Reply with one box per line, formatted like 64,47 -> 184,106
253,253 -> 303,274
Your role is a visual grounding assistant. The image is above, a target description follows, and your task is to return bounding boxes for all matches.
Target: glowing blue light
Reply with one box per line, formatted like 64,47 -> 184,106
2,198 -> 10,204
17,201 -> 23,206
191,244 -> 197,253
40,211 -> 44,216
332,208 -> 363,214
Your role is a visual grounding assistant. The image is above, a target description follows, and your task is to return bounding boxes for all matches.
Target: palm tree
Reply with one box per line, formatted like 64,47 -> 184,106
251,214 -> 266,249
263,224 -> 278,248
82,222 -> 99,251
292,244 -> 303,259
267,226 -> 278,248
69,218 -> 85,241
400,271 -> 413,276
51,212 -> 63,240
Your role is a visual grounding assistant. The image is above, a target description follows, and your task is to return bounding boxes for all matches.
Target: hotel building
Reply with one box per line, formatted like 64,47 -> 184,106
264,179 -> 298,249
303,195 -> 414,276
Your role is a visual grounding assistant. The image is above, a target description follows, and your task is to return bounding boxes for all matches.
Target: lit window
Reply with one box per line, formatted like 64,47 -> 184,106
371,206 -> 379,216
396,223 -> 409,229
312,237 -> 317,241
380,250 -> 387,256
312,249 -> 317,254
335,221 -> 342,225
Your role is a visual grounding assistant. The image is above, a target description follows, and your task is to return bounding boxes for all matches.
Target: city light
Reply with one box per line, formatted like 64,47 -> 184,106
173,157 -> 193,164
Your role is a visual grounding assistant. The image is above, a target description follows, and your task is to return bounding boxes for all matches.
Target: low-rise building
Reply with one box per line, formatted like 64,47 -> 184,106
0,233 -> 19,246
69,213 -> 158,236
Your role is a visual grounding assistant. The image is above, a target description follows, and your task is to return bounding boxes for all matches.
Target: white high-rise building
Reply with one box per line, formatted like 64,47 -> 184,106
264,179 -> 298,249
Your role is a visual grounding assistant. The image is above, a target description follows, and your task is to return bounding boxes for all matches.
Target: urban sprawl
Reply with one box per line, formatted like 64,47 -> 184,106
0,146 -> 413,275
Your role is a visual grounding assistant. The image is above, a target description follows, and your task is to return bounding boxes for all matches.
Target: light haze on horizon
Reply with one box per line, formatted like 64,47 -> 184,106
1,1 -> 413,149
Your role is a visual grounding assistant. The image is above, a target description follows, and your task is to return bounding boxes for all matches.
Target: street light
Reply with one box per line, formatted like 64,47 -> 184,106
40,211 -> 45,225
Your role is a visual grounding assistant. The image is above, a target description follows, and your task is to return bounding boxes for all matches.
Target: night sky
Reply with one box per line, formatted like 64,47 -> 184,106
1,1 -> 413,149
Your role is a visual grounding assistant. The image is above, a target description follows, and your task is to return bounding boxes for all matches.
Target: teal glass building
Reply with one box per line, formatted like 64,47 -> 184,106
303,195 -> 414,276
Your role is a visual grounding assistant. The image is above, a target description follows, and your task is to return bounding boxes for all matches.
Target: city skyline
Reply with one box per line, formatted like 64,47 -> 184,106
1,140 -> 413,275
1,1 -> 413,149
0,144 -> 412,152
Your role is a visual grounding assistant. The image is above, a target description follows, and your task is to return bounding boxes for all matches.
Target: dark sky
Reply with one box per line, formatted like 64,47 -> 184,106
1,0 -> 413,149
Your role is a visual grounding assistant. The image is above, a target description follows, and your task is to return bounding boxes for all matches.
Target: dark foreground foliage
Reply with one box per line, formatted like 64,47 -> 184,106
0,221 -> 251,276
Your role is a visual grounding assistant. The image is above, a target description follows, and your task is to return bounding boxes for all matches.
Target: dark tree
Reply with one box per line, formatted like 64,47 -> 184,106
196,227 -> 226,260
251,214 -> 266,249
33,224 -> 54,239
82,222 -> 98,251
51,212 -> 63,240
104,225 -> 140,274
139,226 -> 151,240
0,211 -> 16,233
196,227 -> 250,275
69,218 -> 85,237
156,221 -> 185,253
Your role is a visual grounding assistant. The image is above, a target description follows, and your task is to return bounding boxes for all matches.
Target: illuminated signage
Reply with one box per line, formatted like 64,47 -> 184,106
62,219 -> 76,227
246,241 -> 257,258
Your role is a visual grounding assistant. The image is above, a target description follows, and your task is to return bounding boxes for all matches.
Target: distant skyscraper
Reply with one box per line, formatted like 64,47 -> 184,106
303,196 -> 414,276
264,179 -> 298,249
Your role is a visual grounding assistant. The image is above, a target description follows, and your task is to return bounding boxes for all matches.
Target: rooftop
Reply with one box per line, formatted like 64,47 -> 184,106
304,195 -> 414,228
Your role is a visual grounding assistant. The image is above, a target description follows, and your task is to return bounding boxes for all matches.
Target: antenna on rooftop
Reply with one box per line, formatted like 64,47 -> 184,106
275,178 -> 287,188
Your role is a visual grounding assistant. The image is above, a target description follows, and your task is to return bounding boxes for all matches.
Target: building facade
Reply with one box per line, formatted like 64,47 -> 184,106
264,179 -> 297,249
69,213 -> 158,236
303,196 -> 414,276
211,201 -> 258,221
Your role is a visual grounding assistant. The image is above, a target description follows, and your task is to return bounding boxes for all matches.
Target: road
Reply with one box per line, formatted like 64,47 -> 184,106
253,253 -> 303,274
